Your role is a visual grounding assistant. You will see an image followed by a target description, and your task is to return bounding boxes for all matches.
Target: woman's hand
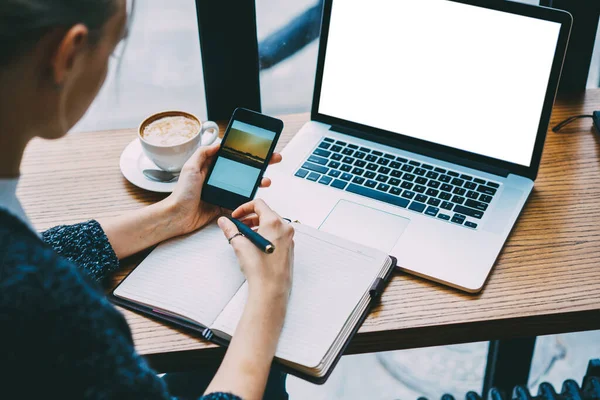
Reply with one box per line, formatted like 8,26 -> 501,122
162,143 -> 283,237
217,199 -> 294,298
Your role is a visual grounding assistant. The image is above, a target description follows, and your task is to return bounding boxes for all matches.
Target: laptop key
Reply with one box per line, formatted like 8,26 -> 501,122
454,205 -> 483,219
452,195 -> 465,205
401,165 -> 414,172
341,173 -> 353,181
454,205 -> 484,219
439,175 -> 451,183
378,166 -> 391,174
352,167 -> 365,176
336,140 -> 347,146
477,185 -> 497,195
416,194 -> 428,203
465,199 -> 488,211
328,170 -> 341,178
391,170 -> 403,178
408,201 -> 426,213
466,190 -> 479,199
487,182 -> 500,188
352,176 -> 365,185
439,192 -> 452,201
372,150 -> 383,156
403,173 -> 416,181
474,178 -> 486,184
354,151 -> 366,159
401,181 -> 414,190
389,178 -> 401,186
414,168 -> 427,176
409,160 -> 421,166
426,171 -> 439,180
427,180 -> 441,189
401,191 -> 416,199
390,161 -> 402,169
354,159 -> 366,167
451,178 -> 465,186
364,171 -> 376,179
365,180 -> 377,188
422,164 -> 434,170
416,177 -> 428,185
425,206 -> 439,216
434,167 -> 447,173
359,147 -> 371,152
331,153 -> 343,161
377,183 -> 391,192
342,148 -> 354,156
348,144 -> 359,149
303,162 -> 329,174
390,187 -> 402,195
366,154 -> 378,162
318,176 -> 332,185
318,142 -> 331,149
414,185 -> 426,193
438,213 -> 451,221
464,181 -> 477,190
376,174 -> 389,183
447,171 -> 459,177
367,163 -> 379,171
307,172 -> 320,182
460,174 -> 473,181
323,137 -> 334,143
453,187 -> 466,196
346,184 -> 410,209
441,201 -> 453,210
331,145 -> 343,153
384,153 -> 396,159
340,164 -> 352,172
480,194 -> 493,203
396,157 -> 408,163
465,222 -> 478,229
451,214 -> 466,225
377,158 -> 390,166
331,179 -> 347,189
441,183 -> 453,192
427,197 -> 441,207
426,188 -> 439,197
314,149 -> 331,157
295,169 -> 309,178
328,161 -> 340,169
308,155 -> 328,165
342,156 -> 354,164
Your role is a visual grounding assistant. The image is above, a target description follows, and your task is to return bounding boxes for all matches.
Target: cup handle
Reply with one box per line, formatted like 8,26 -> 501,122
200,121 -> 219,146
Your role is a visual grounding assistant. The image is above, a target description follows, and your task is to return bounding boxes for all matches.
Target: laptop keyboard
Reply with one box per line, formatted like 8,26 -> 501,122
294,137 -> 502,229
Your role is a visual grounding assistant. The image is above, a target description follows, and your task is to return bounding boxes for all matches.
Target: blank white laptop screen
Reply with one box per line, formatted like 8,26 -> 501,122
318,0 -> 562,167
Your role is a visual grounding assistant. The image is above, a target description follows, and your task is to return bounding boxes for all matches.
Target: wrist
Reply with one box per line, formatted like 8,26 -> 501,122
247,280 -> 290,305
150,199 -> 185,240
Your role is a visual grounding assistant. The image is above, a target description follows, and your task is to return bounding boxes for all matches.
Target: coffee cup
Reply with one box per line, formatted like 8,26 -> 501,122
139,111 -> 219,172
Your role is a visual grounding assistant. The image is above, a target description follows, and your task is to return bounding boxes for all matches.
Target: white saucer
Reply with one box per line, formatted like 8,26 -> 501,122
120,139 -> 178,193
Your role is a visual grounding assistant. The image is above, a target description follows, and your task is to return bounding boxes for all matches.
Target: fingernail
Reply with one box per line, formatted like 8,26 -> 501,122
217,217 -> 226,227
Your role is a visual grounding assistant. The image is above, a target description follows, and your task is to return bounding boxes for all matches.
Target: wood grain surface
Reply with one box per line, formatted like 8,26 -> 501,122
18,91 -> 600,372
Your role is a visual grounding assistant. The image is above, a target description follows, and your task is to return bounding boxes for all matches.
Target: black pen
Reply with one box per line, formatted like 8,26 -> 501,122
228,217 -> 275,254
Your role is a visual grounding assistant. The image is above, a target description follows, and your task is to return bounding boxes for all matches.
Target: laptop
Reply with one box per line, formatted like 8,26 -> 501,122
258,0 -> 572,292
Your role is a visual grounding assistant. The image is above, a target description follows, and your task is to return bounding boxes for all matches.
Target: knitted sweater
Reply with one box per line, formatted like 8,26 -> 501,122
0,209 -> 241,400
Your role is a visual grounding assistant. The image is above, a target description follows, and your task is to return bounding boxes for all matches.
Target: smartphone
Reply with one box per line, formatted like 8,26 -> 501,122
202,108 -> 284,210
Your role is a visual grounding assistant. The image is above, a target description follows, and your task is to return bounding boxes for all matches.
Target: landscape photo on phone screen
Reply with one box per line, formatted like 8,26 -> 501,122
207,121 -> 276,197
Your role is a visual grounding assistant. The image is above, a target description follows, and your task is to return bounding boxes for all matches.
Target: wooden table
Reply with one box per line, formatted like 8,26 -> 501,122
18,91 -> 600,376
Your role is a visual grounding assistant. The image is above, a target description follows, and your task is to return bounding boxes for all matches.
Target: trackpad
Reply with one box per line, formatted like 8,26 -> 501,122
318,200 -> 410,252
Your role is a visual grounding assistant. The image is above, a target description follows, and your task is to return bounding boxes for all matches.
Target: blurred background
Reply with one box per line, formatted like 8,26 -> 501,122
73,0 -> 600,398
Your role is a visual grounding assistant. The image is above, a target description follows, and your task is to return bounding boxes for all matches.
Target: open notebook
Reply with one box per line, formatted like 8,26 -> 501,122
112,222 -> 396,384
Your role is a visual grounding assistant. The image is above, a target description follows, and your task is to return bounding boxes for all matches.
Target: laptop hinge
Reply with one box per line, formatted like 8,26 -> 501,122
330,125 -> 510,178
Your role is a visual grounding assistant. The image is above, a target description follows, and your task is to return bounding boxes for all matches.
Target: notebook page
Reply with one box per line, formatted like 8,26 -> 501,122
211,224 -> 388,368
114,223 -> 246,327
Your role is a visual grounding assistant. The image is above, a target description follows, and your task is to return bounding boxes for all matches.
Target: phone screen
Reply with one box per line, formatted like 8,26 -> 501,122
206,120 -> 277,197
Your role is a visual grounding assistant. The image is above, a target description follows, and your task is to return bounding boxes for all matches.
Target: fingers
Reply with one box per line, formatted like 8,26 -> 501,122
182,143 -> 220,173
217,217 -> 249,250
268,153 -> 283,165
231,199 -> 275,220
259,177 -> 272,188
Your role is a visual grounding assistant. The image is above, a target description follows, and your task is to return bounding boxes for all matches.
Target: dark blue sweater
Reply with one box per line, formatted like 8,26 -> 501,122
0,209 -> 240,400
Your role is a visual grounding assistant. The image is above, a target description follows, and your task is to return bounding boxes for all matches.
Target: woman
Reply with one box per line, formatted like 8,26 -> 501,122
0,1 -> 294,399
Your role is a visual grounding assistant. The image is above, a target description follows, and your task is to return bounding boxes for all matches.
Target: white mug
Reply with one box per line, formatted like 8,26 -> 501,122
139,111 -> 219,173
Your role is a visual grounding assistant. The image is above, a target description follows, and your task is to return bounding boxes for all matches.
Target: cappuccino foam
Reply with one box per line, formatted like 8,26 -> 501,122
142,116 -> 200,146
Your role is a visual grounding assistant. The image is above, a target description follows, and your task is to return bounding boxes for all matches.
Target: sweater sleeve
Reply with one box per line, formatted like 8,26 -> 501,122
41,220 -> 120,283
